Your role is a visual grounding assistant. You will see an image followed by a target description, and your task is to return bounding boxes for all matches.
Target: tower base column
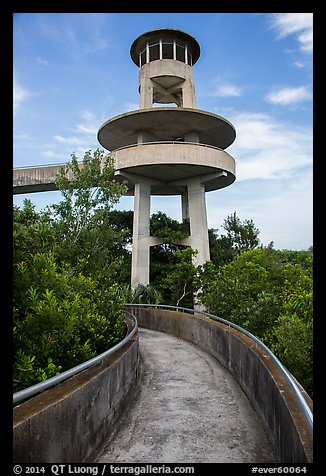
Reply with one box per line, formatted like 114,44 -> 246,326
186,179 -> 210,265
181,179 -> 210,311
131,181 -> 151,291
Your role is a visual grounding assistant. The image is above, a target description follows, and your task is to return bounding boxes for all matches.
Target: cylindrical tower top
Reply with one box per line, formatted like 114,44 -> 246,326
130,28 -> 200,67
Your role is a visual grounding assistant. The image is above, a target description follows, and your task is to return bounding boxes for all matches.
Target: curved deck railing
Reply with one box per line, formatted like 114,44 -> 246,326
13,311 -> 138,405
112,140 -> 225,153
124,303 -> 313,433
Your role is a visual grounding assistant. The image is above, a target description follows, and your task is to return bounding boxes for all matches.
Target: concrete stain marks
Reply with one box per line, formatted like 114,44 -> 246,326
95,328 -> 275,464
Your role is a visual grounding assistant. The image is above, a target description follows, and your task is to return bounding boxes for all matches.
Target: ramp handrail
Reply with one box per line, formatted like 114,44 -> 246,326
124,303 -> 313,432
13,311 -> 138,405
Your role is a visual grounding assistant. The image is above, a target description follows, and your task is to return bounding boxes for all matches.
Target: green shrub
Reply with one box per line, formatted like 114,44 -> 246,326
201,248 -> 313,396
13,252 -> 125,392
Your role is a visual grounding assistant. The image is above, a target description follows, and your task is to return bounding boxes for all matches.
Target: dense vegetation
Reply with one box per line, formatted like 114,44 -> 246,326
13,149 -> 313,397
13,150 -> 128,392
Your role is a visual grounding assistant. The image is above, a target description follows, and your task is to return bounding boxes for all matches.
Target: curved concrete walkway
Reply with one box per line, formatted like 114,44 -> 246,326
95,328 -> 276,463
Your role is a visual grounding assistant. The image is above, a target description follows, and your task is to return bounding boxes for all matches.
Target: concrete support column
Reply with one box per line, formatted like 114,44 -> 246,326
187,180 -> 210,266
181,192 -> 189,221
184,131 -> 199,143
181,71 -> 196,108
139,81 -> 153,109
137,130 -> 152,144
131,182 -> 151,290
180,179 -> 210,311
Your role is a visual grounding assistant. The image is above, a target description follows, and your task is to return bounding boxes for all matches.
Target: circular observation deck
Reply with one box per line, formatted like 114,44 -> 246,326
111,141 -> 236,195
97,107 -> 236,151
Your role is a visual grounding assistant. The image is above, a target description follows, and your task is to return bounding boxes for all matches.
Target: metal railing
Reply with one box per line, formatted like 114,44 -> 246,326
113,140 -> 224,153
13,311 -> 138,406
124,303 -> 313,432
13,162 -> 66,170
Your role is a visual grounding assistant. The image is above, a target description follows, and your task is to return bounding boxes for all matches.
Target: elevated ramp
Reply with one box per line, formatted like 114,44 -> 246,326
96,328 -> 275,463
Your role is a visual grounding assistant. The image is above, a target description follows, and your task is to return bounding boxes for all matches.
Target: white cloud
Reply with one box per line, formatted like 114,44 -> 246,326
39,110 -> 102,161
37,57 -> 50,66
269,13 -> 313,53
205,167 -> 313,250
13,74 -> 29,114
75,111 -> 99,135
216,83 -> 241,97
293,61 -> 305,68
212,77 -> 242,98
249,176 -> 313,250
227,112 -> 312,181
14,133 -> 32,141
81,111 -> 96,122
43,139 -> 95,161
54,135 -> 86,146
265,85 -> 312,105
42,150 -> 67,160
76,124 -> 98,135
53,111 -> 101,146
37,14 -> 110,60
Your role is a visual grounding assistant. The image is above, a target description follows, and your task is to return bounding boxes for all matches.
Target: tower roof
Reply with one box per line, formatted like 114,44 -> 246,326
130,28 -> 200,66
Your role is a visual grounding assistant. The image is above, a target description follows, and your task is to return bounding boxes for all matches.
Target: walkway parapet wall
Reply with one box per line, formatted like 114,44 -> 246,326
13,333 -> 139,463
130,306 -> 313,463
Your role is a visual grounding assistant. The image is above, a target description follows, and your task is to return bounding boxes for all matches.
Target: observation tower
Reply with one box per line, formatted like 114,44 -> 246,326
97,28 -> 236,291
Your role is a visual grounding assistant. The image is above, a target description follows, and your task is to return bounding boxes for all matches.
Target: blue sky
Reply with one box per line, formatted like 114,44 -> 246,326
13,13 -> 313,250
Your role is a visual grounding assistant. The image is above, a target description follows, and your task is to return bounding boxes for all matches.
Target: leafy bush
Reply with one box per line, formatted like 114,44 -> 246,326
268,275 -> 313,395
201,247 -> 313,396
13,251 -> 125,392
13,149 -> 129,393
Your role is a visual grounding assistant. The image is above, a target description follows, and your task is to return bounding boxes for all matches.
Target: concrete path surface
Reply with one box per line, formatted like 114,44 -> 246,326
95,328 -> 276,463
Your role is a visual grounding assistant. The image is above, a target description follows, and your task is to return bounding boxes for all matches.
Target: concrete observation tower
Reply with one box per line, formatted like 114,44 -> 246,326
97,29 -> 236,291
